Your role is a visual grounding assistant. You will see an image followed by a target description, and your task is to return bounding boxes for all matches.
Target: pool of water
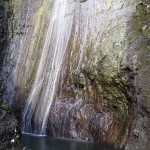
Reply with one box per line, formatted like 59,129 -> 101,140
23,134 -> 122,150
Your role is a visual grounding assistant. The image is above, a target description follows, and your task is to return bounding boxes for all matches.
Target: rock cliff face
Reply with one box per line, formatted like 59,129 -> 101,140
125,1 -> 150,149
0,0 -> 26,149
0,0 -> 150,149
0,103 -> 26,150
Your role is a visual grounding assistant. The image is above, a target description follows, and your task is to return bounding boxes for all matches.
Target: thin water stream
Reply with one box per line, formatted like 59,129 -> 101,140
22,0 -> 75,135
22,0 -> 94,135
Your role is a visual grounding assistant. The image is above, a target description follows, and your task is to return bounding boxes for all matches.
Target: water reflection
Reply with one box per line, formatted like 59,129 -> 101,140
23,134 -> 122,150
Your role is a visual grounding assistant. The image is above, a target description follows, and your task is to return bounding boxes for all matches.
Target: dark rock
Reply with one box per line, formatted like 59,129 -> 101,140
0,0 -> 27,149
0,104 -> 27,150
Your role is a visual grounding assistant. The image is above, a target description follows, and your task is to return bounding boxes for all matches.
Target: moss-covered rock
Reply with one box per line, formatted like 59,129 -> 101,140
136,1 -> 150,38
0,102 -> 10,111
0,0 -> 27,149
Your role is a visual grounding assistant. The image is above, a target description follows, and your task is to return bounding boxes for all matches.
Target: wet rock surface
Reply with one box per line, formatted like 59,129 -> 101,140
0,0 -> 150,150
47,97 -> 130,148
0,0 -> 27,149
125,0 -> 150,149
0,103 -> 26,150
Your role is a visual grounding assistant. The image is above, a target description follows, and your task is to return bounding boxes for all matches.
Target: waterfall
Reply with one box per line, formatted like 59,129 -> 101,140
22,0 -> 75,135
17,0 -> 108,136
4,0 -> 138,145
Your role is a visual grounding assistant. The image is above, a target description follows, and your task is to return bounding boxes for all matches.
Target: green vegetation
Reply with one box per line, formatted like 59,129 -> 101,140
0,102 -> 10,111
136,1 -> 150,38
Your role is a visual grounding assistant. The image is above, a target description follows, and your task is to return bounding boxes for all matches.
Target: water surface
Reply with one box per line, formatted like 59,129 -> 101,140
23,134 -> 122,150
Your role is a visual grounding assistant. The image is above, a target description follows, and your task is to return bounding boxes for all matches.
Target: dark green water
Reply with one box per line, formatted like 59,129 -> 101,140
23,134 -> 122,150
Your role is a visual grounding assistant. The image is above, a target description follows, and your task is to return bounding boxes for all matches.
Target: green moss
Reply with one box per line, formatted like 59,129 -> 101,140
0,102 -> 10,111
104,71 -> 129,118
108,0 -> 113,8
136,1 -> 150,38
147,45 -> 150,51
4,0 -> 13,19
80,56 -> 129,119
78,19 -> 130,120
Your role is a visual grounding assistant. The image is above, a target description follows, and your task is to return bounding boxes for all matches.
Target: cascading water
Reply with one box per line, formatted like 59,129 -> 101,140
22,0 -> 75,135
7,0 -> 134,144
21,0 -> 101,135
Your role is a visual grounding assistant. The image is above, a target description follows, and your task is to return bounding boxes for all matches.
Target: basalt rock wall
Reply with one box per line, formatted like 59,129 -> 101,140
1,0 -> 150,149
0,0 -> 26,149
